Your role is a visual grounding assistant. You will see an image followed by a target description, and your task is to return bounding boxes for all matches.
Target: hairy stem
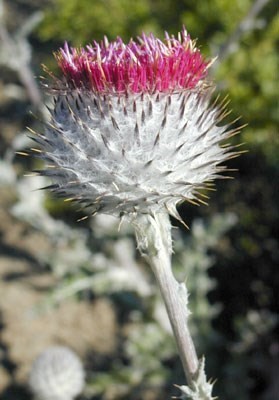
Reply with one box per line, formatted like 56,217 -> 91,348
134,212 -> 199,384
149,235 -> 199,382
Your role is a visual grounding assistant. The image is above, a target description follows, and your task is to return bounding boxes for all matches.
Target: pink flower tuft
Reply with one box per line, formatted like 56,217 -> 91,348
56,28 -> 209,93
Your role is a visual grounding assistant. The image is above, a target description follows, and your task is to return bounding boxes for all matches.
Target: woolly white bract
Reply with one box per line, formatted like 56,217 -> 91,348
35,88 -> 237,220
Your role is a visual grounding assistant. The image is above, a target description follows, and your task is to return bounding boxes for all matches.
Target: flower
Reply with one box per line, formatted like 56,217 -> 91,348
29,346 -> 85,400
32,29 -> 241,221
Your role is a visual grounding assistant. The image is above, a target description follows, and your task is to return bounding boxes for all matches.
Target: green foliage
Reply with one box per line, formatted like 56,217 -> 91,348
39,0 -> 161,43
39,0 -> 253,45
216,13 -> 279,167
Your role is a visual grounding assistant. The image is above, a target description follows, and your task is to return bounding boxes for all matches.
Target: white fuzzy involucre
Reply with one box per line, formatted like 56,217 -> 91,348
29,346 -> 85,400
35,88 -> 237,219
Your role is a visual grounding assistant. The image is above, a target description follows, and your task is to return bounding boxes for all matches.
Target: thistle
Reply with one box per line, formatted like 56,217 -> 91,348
29,28 -> 243,398
29,346 -> 85,400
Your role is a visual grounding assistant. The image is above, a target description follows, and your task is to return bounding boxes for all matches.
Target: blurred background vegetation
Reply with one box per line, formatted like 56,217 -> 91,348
0,0 -> 278,399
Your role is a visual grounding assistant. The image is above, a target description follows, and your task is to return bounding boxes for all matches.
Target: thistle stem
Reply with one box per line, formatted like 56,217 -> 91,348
150,240 -> 199,383
134,212 -> 199,385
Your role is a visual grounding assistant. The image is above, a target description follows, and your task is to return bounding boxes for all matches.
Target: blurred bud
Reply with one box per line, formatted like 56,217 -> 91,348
29,346 -> 85,400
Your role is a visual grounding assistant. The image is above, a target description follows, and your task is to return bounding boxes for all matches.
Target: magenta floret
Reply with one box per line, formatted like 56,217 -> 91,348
56,29 -> 209,93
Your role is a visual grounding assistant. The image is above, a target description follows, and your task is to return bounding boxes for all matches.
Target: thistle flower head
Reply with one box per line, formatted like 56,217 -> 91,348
33,29 -> 241,221
29,346 -> 85,400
